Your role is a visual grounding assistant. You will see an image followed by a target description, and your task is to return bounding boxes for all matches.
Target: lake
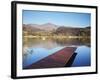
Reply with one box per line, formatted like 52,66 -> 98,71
23,37 -> 91,69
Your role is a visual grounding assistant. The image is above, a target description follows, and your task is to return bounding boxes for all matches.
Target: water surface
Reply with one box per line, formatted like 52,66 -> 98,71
23,38 -> 91,69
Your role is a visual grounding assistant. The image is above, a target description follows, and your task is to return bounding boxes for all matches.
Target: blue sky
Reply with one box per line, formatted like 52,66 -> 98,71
23,10 -> 91,28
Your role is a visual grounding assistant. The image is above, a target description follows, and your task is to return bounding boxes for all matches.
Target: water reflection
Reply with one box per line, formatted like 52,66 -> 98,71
72,46 -> 91,66
23,38 -> 90,48
23,37 -> 91,68
23,47 -> 65,68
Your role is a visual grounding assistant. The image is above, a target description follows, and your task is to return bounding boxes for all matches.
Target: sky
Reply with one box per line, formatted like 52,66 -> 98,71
23,10 -> 91,28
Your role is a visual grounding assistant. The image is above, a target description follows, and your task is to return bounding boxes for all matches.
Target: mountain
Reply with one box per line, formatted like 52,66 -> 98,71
40,23 -> 58,31
23,24 -> 43,32
55,26 -> 81,36
23,23 -> 91,36
55,26 -> 91,36
23,23 -> 57,32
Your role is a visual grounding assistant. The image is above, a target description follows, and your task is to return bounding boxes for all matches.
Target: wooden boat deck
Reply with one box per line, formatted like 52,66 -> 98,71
25,47 -> 77,69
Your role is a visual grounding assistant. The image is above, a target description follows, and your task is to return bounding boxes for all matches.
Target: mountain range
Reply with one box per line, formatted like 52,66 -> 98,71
23,23 -> 58,32
23,23 -> 90,36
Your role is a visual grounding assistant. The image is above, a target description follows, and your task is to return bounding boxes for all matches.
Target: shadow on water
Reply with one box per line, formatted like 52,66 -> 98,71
64,52 -> 77,67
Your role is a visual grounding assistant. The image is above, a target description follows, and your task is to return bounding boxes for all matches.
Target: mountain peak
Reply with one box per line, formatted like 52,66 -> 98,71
40,23 -> 57,31
41,23 -> 56,26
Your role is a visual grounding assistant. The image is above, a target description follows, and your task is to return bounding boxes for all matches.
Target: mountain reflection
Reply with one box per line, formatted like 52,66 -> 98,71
23,37 -> 90,50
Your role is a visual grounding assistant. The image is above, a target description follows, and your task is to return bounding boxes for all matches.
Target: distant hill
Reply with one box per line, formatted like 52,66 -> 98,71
55,26 -> 91,36
55,26 -> 81,36
23,24 -> 43,32
40,23 -> 58,31
23,23 -> 90,36
23,23 -> 57,32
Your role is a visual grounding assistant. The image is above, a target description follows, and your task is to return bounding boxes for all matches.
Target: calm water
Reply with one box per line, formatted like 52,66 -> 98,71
23,38 -> 91,69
